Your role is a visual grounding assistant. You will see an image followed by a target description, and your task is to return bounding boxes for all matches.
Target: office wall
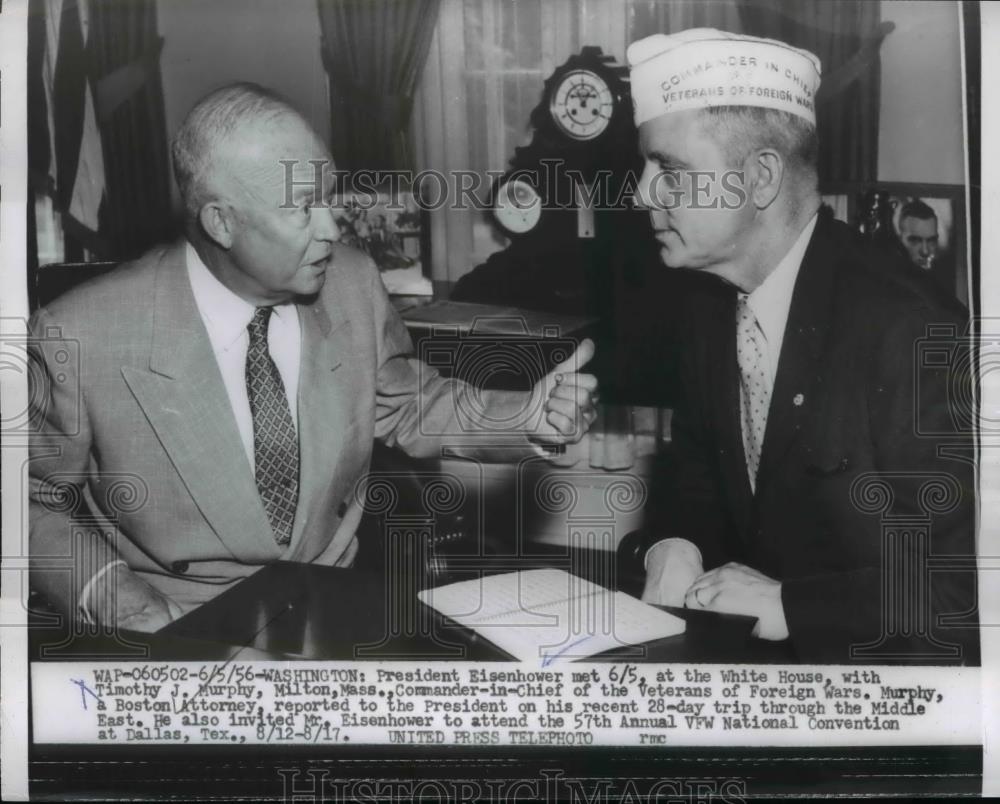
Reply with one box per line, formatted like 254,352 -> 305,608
878,0 -> 966,184
156,0 -> 330,206
155,2 -> 967,193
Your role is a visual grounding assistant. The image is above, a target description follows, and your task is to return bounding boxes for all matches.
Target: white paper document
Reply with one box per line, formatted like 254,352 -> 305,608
417,569 -> 686,665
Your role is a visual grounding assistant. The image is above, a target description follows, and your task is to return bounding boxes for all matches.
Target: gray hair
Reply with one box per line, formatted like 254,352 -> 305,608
697,106 -> 819,184
171,82 -> 298,219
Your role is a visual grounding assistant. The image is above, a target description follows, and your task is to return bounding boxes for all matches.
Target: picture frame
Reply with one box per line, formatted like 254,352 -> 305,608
332,188 -> 433,295
821,181 -> 968,305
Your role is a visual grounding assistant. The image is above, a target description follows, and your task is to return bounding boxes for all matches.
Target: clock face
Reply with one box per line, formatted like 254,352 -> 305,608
549,69 -> 614,141
494,179 -> 542,234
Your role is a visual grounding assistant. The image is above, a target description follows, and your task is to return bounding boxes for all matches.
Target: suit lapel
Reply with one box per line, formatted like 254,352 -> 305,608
283,290 -> 354,559
756,216 -> 838,494
120,243 -> 280,561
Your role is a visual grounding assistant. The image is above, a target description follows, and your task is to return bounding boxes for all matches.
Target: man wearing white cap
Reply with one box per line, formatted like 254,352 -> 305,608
630,30 -> 975,663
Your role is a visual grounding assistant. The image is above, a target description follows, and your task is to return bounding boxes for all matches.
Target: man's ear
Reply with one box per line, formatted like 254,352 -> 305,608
198,201 -> 237,249
747,148 -> 784,210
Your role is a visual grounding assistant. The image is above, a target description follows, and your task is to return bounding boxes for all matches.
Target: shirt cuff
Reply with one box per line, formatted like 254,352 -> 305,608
78,559 -> 128,625
643,538 -> 703,571
530,441 -> 563,460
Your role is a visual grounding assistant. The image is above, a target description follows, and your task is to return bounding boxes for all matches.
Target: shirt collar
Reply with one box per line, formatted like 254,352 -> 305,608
743,213 -> 818,345
185,243 -> 293,352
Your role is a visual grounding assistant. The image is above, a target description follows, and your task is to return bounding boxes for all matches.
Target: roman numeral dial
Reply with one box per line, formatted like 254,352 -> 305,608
549,69 -> 614,141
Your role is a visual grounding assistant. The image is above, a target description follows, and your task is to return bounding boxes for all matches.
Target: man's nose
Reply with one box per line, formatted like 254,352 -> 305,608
312,204 -> 341,243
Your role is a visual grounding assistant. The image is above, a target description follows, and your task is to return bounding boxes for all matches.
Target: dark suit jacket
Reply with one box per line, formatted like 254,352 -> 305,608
28,241 -> 533,617
646,214 -> 977,664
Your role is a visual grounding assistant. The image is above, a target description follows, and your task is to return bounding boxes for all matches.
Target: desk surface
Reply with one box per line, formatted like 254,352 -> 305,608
155,562 -> 795,663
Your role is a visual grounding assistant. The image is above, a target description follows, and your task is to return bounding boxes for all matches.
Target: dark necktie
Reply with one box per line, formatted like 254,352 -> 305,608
246,306 -> 298,545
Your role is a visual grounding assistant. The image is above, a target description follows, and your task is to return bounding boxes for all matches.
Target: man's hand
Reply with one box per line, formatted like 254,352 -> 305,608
88,564 -> 184,633
641,539 -> 704,607
530,338 -> 599,445
685,562 -> 788,640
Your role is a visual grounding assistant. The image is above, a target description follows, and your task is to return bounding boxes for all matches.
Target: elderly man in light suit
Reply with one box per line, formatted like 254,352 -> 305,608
29,83 -> 597,632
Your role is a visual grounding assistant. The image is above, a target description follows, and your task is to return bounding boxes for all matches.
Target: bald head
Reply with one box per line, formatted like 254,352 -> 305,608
170,83 -> 342,306
171,83 -> 307,220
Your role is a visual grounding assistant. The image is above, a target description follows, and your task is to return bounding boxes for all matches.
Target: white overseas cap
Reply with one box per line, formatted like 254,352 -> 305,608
627,28 -> 822,126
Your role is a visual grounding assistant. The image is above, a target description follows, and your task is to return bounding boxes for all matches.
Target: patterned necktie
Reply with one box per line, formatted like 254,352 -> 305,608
736,294 -> 771,491
246,307 -> 298,545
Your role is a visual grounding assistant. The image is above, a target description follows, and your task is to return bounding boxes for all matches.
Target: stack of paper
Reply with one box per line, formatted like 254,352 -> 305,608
418,569 -> 685,665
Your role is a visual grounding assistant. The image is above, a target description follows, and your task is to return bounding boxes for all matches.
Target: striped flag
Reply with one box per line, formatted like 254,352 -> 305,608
42,0 -> 106,235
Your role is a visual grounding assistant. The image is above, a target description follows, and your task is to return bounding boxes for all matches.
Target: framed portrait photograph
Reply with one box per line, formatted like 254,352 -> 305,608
822,181 -> 969,306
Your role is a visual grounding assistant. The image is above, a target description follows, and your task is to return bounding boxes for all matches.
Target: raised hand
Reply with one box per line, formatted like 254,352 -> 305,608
529,338 -> 599,445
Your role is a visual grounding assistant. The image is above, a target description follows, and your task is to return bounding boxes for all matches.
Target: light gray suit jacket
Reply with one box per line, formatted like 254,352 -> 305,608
29,241 -> 531,616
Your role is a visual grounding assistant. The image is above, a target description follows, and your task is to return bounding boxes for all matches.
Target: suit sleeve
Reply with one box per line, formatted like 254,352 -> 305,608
365,264 -> 540,460
28,307 -> 122,619
782,306 -> 978,663
642,333 -> 733,569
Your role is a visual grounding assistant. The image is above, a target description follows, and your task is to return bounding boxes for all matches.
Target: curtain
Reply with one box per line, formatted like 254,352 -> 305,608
628,0 -> 743,39
737,0 -> 887,184
28,3 -> 52,279
414,0 -> 630,285
317,0 -> 441,174
29,0 -> 107,261
88,0 -> 173,260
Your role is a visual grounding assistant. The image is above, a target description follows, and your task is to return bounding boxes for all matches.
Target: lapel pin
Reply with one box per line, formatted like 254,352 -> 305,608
793,393 -> 805,407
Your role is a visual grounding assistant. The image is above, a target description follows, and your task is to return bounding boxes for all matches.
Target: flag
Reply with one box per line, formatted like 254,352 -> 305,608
43,0 -> 106,235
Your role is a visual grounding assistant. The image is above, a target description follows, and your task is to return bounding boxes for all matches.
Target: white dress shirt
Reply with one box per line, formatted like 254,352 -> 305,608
739,213 -> 817,388
185,243 -> 302,470
80,245 -> 303,621
646,213 -> 818,572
